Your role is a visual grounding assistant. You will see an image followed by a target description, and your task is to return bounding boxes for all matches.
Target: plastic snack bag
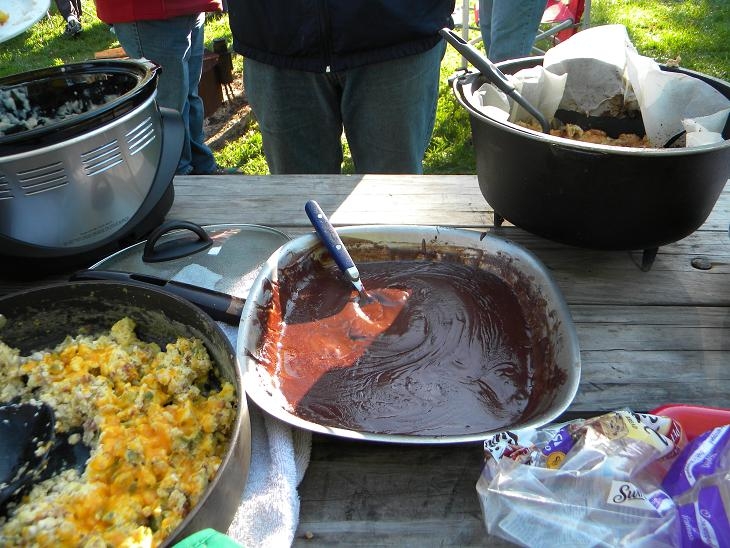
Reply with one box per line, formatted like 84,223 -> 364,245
661,425 -> 730,547
477,409 -> 686,547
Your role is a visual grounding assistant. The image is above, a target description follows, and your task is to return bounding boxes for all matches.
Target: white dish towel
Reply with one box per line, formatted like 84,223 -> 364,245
218,322 -> 312,548
227,405 -> 312,547
171,265 -> 312,547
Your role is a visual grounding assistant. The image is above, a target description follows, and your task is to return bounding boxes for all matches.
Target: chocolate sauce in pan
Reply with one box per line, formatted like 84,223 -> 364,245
257,257 -> 560,436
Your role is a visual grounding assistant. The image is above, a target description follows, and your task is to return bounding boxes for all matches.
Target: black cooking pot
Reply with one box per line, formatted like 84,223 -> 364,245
0,281 -> 251,546
0,59 -> 159,155
453,58 -> 730,257
0,59 -> 184,276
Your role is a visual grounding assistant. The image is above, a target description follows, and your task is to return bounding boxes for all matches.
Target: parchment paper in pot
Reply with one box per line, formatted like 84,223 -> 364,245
543,24 -> 730,147
682,108 -> 730,147
472,83 -> 511,123
543,24 -> 638,117
470,68 -> 566,126
626,50 -> 730,147
508,67 -> 566,125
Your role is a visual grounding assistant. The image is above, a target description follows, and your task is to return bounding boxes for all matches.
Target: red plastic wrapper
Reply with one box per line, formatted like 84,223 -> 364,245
650,404 -> 730,441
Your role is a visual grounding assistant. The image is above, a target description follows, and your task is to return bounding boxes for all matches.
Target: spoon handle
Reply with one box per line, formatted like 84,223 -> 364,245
304,200 -> 363,289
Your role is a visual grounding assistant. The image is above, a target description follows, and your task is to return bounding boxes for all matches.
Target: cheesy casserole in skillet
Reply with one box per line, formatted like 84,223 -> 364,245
0,317 -> 236,547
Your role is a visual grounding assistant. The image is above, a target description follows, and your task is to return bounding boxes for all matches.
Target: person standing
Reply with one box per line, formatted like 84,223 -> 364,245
55,0 -> 82,37
226,1 -> 455,175
94,0 -> 226,175
478,0 -> 546,62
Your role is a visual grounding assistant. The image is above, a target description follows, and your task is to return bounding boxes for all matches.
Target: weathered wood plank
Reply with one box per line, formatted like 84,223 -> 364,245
171,175 -> 493,226
569,304 -> 730,326
293,520 -> 495,547
551,269 -> 730,306
173,174 -> 730,231
294,436 -> 494,547
571,381 -> 728,413
577,324 -> 729,351
569,305 -> 730,410
578,350 -> 730,382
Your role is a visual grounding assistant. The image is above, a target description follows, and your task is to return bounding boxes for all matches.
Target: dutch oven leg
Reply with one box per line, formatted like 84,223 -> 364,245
494,212 -> 505,227
640,247 -> 659,272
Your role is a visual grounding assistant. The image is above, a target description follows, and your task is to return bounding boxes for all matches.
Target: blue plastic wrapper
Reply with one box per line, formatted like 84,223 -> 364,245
663,426 -> 730,547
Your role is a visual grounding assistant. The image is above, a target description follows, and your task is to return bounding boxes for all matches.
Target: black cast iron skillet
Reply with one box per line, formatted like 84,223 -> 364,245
0,281 -> 250,546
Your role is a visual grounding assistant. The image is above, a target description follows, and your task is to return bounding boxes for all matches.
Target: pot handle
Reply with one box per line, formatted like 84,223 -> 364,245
137,58 -> 161,78
70,269 -> 245,325
142,220 -> 213,263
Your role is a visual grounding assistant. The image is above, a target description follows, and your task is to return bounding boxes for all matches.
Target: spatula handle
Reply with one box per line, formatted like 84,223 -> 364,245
304,200 -> 361,285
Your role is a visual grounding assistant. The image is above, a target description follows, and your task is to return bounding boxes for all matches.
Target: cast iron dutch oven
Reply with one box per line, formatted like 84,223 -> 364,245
0,281 -> 250,546
452,57 -> 730,256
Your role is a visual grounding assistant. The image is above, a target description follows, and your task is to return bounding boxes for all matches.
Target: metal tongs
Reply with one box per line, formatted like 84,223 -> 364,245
439,28 -> 551,134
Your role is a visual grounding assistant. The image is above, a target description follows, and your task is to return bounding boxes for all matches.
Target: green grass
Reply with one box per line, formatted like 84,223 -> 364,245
0,3 -> 116,75
2,1 -> 728,175
591,0 -> 730,77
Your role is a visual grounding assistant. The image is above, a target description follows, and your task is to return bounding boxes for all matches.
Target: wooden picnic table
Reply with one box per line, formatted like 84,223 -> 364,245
1,173 -> 728,546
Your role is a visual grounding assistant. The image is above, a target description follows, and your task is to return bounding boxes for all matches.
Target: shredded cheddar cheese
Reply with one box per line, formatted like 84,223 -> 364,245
0,318 -> 236,547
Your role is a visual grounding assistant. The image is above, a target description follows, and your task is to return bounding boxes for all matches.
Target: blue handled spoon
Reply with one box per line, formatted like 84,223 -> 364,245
304,200 -> 374,304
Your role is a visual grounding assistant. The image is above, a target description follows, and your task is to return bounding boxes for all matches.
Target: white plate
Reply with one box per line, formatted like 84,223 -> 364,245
0,0 -> 50,44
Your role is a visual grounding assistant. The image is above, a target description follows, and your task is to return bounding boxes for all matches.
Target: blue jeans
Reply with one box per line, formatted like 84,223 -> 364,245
479,0 -> 546,62
244,42 -> 445,174
114,14 -> 217,175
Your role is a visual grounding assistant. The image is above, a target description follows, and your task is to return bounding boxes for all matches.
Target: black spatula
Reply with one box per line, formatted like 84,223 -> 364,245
0,402 -> 55,507
0,401 -> 91,511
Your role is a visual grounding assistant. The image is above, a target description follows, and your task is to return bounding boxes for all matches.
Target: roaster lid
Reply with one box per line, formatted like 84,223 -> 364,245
90,220 -> 290,299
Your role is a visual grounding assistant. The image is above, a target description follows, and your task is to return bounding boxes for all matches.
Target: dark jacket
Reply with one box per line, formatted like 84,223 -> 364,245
226,0 -> 455,73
